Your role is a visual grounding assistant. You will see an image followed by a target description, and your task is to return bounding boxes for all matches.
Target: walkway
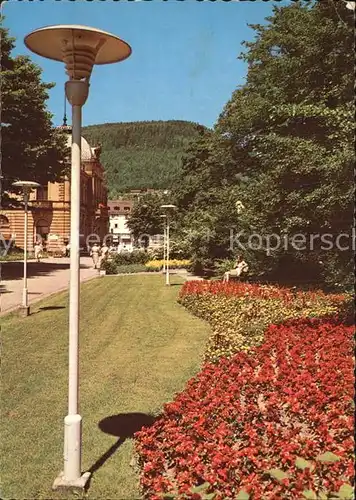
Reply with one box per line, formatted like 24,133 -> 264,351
0,256 -> 99,315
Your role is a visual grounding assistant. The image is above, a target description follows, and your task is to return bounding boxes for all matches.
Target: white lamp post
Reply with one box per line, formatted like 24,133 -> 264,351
12,180 -> 41,316
24,25 -> 131,490
160,214 -> 167,272
160,205 -> 176,286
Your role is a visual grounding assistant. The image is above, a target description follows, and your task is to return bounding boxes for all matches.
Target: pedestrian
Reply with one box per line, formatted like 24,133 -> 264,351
223,255 -> 249,282
100,242 -> 109,267
66,242 -> 70,257
90,242 -> 101,269
34,241 -> 43,262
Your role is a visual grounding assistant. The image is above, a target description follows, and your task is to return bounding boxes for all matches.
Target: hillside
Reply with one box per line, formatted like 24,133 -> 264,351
83,120 -> 205,197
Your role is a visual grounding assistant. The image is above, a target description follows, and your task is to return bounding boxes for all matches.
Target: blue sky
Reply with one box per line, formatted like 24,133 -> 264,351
3,0 -> 278,128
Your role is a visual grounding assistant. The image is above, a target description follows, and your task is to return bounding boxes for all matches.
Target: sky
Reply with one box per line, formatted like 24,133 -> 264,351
3,0 -> 279,129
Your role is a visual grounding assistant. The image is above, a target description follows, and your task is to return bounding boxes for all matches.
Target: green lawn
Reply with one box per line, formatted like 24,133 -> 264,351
1,275 -> 210,499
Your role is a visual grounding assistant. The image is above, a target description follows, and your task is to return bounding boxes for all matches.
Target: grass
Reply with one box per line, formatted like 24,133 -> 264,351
1,275 -> 210,499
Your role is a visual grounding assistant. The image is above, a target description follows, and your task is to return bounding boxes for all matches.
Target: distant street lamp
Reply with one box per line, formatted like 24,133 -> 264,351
24,25 -> 131,490
12,180 -> 41,316
160,214 -> 167,272
160,205 -> 177,285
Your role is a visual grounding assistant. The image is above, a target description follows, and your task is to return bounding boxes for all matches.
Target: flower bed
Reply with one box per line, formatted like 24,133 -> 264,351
145,259 -> 191,271
178,281 -> 348,362
135,317 -> 354,499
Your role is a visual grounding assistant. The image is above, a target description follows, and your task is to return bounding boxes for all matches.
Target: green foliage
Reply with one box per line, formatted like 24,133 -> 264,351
174,2 -> 354,291
1,23 -> 68,202
101,250 -> 154,274
126,192 -> 168,240
115,264 -> 152,274
111,250 -> 150,266
100,259 -> 117,275
82,121 -> 204,197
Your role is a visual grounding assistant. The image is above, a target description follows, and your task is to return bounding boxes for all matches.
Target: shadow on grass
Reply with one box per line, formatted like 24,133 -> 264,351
39,305 -> 66,311
85,413 -> 156,483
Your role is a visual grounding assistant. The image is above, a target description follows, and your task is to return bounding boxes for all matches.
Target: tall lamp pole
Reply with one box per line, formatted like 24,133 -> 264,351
160,205 -> 176,286
24,25 -> 131,490
160,214 -> 167,272
12,181 -> 41,316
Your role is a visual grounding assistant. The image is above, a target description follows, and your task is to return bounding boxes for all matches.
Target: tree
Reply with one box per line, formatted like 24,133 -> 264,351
1,25 -> 68,205
126,193 -> 167,244
176,1 -> 354,289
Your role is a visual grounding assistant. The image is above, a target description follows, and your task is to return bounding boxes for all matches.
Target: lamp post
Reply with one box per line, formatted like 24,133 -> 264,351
12,181 -> 41,316
24,25 -> 131,490
160,214 -> 167,272
160,205 -> 176,286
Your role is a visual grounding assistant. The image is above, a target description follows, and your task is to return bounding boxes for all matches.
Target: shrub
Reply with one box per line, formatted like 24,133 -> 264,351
135,318 -> 354,499
115,264 -> 153,274
178,281 -> 348,363
100,259 -> 117,274
111,250 -> 150,266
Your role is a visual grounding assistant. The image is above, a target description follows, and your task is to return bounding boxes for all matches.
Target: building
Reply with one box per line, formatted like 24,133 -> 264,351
108,200 -> 134,251
0,126 -> 109,254
108,199 -> 164,252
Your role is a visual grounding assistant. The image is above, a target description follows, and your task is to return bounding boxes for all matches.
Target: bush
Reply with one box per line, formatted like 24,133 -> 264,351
116,264 -> 153,274
100,259 -> 117,274
111,250 -> 150,266
135,318 -> 354,499
178,281 -> 348,363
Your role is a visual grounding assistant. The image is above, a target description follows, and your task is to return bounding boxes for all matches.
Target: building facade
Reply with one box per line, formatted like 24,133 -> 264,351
108,200 -> 134,251
108,199 -> 164,252
0,127 -> 109,254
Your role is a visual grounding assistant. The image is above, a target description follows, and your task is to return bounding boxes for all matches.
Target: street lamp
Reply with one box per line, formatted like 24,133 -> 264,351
12,180 -> 41,316
160,205 -> 176,286
160,215 -> 167,272
24,25 -> 131,491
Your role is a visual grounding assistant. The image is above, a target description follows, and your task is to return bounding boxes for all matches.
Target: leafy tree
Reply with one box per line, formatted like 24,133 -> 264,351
1,24 -> 68,205
176,1 -> 354,290
126,192 -> 168,244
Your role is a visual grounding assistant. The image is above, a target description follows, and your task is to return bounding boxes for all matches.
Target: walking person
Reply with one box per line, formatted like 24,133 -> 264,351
34,241 -> 43,263
100,242 -> 109,267
90,242 -> 101,270
65,241 -> 71,257
223,255 -> 249,282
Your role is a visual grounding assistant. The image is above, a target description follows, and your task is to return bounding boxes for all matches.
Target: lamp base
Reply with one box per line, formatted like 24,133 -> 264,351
52,471 -> 91,491
19,306 -> 30,317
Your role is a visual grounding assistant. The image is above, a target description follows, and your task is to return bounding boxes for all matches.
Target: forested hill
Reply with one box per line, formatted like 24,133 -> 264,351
83,120 -> 205,197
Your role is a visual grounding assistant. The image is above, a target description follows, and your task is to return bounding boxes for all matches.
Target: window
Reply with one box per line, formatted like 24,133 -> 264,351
0,215 -> 10,227
114,223 -> 118,229
124,206 -> 131,212
37,186 -> 48,201
114,206 -> 120,211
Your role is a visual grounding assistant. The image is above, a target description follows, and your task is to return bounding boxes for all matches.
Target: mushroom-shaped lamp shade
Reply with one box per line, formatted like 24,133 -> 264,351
160,204 -> 177,210
24,25 -> 132,80
12,180 -> 41,193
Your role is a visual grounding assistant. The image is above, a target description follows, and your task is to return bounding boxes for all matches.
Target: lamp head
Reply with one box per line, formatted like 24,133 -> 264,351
12,181 -> 41,193
160,204 -> 177,210
24,25 -> 132,81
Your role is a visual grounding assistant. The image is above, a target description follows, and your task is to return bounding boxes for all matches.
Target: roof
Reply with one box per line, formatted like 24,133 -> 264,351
108,200 -> 133,215
66,135 -> 94,161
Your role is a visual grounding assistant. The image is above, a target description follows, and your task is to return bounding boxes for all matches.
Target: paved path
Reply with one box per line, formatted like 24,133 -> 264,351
0,257 -> 99,316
